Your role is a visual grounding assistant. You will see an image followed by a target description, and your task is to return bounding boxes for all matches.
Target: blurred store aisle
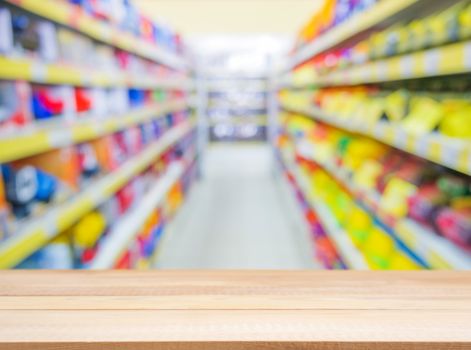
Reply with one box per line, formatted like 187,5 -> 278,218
155,144 -> 317,269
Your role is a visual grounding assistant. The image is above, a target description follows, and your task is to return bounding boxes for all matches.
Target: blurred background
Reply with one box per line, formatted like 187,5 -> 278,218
0,0 -> 470,270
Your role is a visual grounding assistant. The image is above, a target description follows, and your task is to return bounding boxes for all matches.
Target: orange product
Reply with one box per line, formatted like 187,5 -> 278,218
12,147 -> 80,189
90,136 -> 115,172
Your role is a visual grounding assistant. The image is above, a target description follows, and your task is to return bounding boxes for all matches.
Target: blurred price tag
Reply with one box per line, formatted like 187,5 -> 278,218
373,123 -> 386,139
428,140 -> 442,162
104,119 -> 118,133
375,61 -> 388,80
424,49 -> 440,75
428,251 -> 452,270
400,56 -> 414,77
42,211 -> 60,238
81,74 -> 93,86
359,66 -> 370,81
382,125 -> 395,144
394,128 -> 407,148
94,123 -> 106,135
457,147 -> 471,174
49,129 -> 73,148
404,133 -> 416,153
395,222 -> 417,249
414,137 -> 430,158
441,143 -> 460,168
30,63 -> 47,82
465,42 -> 471,70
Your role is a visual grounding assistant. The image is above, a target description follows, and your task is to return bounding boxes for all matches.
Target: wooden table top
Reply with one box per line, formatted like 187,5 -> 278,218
0,270 -> 470,349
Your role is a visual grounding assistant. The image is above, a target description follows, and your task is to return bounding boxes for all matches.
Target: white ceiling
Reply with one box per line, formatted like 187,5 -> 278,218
134,0 -> 324,35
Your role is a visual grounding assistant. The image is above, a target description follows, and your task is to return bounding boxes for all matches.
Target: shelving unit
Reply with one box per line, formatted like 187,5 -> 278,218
90,161 -> 188,269
310,41 -> 471,87
287,0 -> 463,70
277,0 -> 471,270
280,148 -> 368,270
4,0 -> 187,71
0,99 -> 189,163
0,0 -> 196,269
0,56 -> 193,89
282,102 -> 471,176
205,78 -> 269,142
208,115 -> 268,127
296,140 -> 471,270
0,120 -> 195,269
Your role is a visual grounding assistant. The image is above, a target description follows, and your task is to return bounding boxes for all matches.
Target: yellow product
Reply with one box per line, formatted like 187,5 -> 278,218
311,170 -> 330,191
401,97 -> 444,135
314,142 -> 336,164
369,30 -> 387,59
353,159 -> 384,190
332,192 -> 353,226
345,206 -> 373,247
136,258 -> 151,270
427,14 -> 449,48
363,98 -> 385,124
396,20 -> 416,54
439,104 -> 471,139
292,65 -> 319,86
344,139 -> 387,171
363,228 -> 395,269
459,2 -> 471,38
385,90 -> 409,122
291,114 -> 316,132
340,90 -> 369,116
431,2 -> 466,46
389,252 -> 421,270
73,211 -> 107,249
380,178 -> 418,218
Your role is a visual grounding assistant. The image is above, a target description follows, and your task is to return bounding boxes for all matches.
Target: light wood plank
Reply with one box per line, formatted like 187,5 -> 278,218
0,271 -> 470,349
0,293 -> 469,310
1,309 -> 470,342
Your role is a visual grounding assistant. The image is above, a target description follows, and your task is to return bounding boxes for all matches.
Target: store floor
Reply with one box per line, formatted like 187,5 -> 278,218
154,143 -> 318,269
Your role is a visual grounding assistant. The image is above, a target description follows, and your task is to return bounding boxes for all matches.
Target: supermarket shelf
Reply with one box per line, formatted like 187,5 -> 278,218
280,149 -> 369,269
91,161 -> 185,269
0,56 -> 193,89
317,41 -> 471,86
0,99 -> 189,163
4,0 -> 187,71
289,0 -> 458,70
0,120 -> 195,269
209,115 -> 267,127
206,80 -> 268,93
282,102 -> 471,176
208,101 -> 266,110
296,140 -> 471,270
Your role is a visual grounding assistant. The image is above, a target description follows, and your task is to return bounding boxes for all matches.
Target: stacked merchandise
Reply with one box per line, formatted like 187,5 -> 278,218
207,79 -> 268,142
0,0 -> 195,269
296,0 -> 471,76
295,0 -> 379,51
279,0 -> 471,269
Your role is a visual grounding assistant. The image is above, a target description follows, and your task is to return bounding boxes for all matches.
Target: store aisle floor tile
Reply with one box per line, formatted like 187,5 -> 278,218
154,144 -> 318,269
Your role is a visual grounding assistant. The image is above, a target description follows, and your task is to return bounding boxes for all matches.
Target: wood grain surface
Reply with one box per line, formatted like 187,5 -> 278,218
0,270 -> 470,349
